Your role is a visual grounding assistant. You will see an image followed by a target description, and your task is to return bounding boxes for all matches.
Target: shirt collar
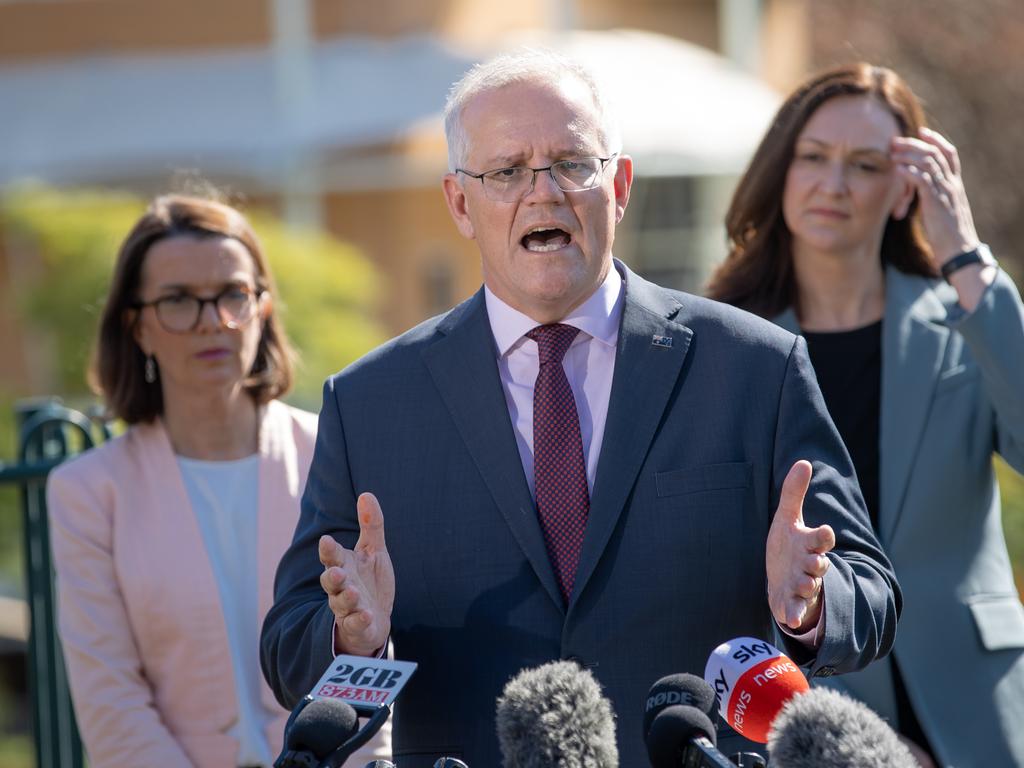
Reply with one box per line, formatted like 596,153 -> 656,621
485,262 -> 624,357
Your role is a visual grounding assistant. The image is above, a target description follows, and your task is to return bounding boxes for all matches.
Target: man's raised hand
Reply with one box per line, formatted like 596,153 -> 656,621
319,492 -> 395,657
766,460 -> 836,632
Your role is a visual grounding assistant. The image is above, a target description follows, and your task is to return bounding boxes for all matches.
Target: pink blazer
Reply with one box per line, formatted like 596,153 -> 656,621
48,399 -> 390,768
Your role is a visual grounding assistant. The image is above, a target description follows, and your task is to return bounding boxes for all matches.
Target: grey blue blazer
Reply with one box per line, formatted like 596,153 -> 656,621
262,263 -> 900,766
776,265 -> 1024,767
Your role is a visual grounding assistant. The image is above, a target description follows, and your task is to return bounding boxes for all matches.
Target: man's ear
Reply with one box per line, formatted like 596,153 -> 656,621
612,155 -> 634,224
442,173 -> 476,240
891,177 -> 915,221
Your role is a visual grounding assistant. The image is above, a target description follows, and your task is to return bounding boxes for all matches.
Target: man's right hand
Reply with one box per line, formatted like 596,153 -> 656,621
319,492 -> 395,657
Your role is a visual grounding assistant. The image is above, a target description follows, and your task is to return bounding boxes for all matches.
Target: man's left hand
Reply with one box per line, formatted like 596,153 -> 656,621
766,460 -> 836,632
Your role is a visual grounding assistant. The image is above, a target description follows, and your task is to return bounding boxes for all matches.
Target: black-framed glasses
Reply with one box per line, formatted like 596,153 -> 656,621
456,154 -> 618,202
134,284 -> 264,334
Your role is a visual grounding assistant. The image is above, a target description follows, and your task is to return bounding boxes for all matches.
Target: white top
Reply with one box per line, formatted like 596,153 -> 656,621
485,264 -> 624,496
177,454 -> 273,768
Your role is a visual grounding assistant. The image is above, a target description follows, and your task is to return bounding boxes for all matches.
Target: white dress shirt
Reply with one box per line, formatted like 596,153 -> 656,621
485,264 -> 624,497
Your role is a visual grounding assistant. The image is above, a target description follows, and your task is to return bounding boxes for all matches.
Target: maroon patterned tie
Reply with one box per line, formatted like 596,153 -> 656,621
526,323 -> 590,604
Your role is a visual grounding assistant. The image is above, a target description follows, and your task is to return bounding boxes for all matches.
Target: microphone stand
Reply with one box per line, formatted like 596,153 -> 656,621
319,704 -> 393,768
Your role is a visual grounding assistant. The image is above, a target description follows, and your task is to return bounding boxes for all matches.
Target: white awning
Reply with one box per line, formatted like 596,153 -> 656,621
0,29 -> 779,188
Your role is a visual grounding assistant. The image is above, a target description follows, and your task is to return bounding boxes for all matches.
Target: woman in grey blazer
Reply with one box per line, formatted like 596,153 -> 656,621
707,63 -> 1024,767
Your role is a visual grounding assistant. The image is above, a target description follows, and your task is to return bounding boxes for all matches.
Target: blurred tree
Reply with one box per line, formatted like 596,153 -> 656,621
0,184 -> 385,407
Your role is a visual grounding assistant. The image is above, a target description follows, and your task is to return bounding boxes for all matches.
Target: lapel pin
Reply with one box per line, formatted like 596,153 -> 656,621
651,335 -> 673,348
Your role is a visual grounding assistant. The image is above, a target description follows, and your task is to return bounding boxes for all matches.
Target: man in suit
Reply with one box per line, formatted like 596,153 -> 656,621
261,50 -> 901,765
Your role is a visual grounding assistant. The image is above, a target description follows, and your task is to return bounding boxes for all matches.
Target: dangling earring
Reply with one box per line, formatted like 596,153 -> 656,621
144,355 -> 157,384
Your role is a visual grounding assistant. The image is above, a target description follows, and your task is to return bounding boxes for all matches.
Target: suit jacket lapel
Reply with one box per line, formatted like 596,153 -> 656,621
135,419 -> 236,726
879,267 -> 949,544
422,291 -> 564,611
773,274 -> 950,544
570,265 -> 692,609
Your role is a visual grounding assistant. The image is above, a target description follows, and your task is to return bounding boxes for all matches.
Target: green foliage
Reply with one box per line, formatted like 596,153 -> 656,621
996,456 -> 1024,595
1,186 -> 144,394
244,210 -> 384,405
0,184 -> 385,406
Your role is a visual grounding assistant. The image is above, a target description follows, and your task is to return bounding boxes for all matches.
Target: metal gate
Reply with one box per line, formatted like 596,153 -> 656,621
0,399 -> 111,768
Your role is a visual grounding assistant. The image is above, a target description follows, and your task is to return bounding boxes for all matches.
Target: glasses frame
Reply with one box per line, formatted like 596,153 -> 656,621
133,283 -> 265,334
456,154 -> 619,202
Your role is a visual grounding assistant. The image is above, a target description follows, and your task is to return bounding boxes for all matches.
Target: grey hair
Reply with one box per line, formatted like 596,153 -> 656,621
443,48 -> 622,172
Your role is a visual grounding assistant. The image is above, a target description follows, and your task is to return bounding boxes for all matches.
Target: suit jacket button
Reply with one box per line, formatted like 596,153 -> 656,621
816,666 -> 835,678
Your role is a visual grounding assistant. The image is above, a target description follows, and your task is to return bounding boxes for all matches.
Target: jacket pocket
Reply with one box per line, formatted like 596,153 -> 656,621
655,462 -> 752,498
967,594 -> 1024,651
934,363 -> 980,396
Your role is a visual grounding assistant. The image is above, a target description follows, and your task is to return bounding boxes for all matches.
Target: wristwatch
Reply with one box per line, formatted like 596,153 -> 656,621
941,244 -> 996,283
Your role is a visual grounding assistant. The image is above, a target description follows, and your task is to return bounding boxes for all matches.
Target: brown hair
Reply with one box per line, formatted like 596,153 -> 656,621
90,194 -> 295,423
706,63 -> 937,318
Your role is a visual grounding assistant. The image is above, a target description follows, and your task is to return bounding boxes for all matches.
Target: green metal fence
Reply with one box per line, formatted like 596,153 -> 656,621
0,399 -> 111,768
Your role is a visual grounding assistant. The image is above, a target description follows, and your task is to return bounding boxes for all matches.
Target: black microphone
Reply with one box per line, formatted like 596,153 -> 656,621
495,659 -> 618,767
767,687 -> 917,768
642,673 -> 717,740
645,705 -> 735,768
274,697 -> 359,767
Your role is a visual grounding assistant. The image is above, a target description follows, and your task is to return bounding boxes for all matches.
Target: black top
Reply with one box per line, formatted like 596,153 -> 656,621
804,318 -> 936,760
803,320 -> 882,530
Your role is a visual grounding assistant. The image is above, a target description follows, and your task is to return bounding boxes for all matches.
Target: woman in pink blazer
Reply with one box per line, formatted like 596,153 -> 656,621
47,195 -> 389,768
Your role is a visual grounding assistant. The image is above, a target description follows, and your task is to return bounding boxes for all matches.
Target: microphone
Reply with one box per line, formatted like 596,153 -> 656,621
703,637 -> 808,743
274,697 -> 359,767
645,704 -> 735,768
277,653 -> 416,768
495,659 -> 618,767
433,759 -> 469,767
363,762 -> 396,768
642,673 -> 717,739
767,687 -> 917,768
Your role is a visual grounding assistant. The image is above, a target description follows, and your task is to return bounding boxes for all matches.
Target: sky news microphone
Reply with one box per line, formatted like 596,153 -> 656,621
645,704 -> 735,768
767,687 -> 917,768
703,637 -> 809,743
495,659 -> 618,768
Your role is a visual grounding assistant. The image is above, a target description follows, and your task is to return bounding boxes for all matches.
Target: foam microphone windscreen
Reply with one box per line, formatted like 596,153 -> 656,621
645,704 -> 718,768
642,673 -> 717,739
286,698 -> 360,759
703,637 -> 809,743
767,687 -> 917,768
496,660 -> 618,768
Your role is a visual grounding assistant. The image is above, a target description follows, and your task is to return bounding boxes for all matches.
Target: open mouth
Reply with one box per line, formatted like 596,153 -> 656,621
521,226 -> 572,253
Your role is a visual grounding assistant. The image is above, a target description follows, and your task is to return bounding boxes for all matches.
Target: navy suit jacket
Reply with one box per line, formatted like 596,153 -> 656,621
261,263 -> 900,765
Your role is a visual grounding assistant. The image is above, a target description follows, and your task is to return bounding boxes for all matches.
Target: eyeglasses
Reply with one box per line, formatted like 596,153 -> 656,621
134,284 -> 264,334
456,155 -> 618,203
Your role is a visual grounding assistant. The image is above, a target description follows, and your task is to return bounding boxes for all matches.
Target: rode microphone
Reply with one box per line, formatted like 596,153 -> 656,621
703,637 -> 808,743
645,704 -> 734,768
496,660 -> 618,767
767,687 -> 917,768
642,673 -> 717,739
